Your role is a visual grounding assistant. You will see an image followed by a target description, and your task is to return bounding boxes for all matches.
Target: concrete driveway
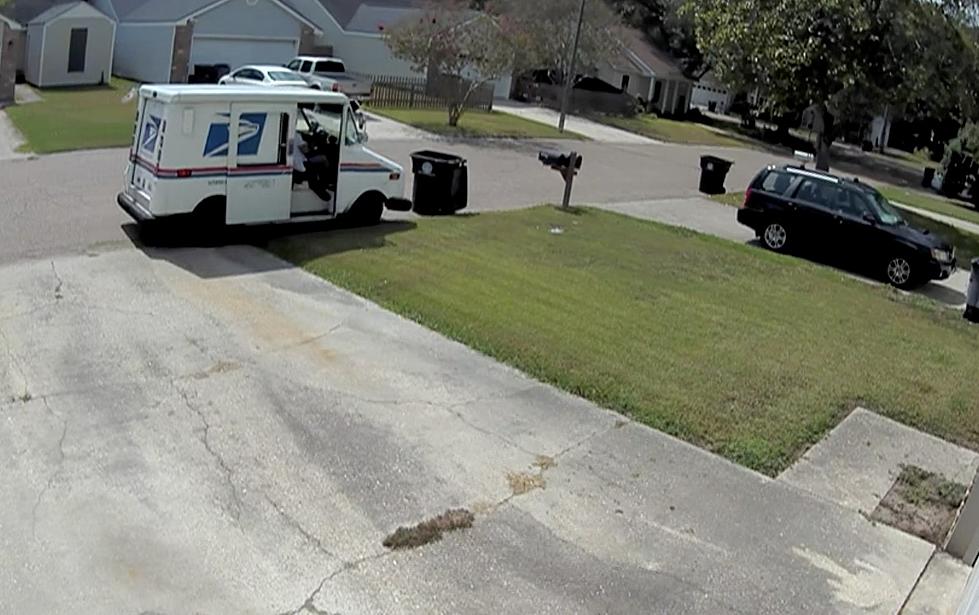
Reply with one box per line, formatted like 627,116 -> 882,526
0,244 -> 934,613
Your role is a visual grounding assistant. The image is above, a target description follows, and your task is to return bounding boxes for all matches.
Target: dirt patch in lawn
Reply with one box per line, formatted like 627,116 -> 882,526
382,508 -> 475,550
870,465 -> 968,545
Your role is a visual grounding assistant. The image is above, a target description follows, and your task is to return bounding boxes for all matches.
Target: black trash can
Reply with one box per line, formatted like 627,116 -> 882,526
922,167 -> 936,189
699,155 -> 733,195
965,258 -> 979,324
410,150 -> 468,215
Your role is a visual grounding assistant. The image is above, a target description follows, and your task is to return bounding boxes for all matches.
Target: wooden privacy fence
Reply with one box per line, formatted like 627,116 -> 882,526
368,75 -> 494,111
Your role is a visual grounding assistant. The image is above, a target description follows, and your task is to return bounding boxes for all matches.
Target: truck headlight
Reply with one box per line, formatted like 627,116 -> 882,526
931,248 -> 952,263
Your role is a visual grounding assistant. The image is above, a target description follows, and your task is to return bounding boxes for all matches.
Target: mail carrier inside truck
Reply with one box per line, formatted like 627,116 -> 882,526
118,85 -> 410,229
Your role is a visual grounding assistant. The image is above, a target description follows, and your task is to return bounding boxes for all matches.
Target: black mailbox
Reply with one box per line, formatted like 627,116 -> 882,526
539,151 -> 583,171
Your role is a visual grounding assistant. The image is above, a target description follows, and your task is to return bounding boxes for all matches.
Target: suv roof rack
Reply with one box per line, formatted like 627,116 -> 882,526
782,165 -> 840,183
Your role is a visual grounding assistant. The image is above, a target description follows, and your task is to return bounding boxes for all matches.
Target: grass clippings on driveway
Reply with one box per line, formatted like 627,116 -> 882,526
595,114 -> 749,148
6,78 -> 137,153
369,107 -> 582,139
269,206 -> 979,476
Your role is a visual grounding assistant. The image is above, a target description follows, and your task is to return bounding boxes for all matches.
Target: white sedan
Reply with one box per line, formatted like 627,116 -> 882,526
218,65 -> 309,88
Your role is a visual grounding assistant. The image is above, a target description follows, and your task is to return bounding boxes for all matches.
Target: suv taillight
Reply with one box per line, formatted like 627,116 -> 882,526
742,188 -> 753,208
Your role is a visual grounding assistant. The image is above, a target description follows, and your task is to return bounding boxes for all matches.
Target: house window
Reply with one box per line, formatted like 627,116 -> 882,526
68,28 -> 88,73
652,81 -> 662,103
620,74 -> 630,91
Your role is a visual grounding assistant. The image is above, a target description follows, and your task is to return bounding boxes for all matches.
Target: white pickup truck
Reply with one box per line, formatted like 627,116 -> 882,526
286,56 -> 372,100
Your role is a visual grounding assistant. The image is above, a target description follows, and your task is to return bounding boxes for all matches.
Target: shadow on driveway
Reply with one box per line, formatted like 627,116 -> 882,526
121,217 -> 417,280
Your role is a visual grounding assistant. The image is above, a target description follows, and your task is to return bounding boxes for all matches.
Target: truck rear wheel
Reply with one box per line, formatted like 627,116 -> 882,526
193,196 -> 227,236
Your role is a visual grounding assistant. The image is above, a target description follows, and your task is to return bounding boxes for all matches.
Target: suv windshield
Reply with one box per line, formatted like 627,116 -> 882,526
863,189 -> 905,225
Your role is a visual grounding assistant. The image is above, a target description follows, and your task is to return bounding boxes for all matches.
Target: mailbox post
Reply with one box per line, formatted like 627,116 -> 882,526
539,150 -> 583,209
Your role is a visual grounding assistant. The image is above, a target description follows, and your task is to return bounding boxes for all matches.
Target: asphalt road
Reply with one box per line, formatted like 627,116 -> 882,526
0,139 -> 793,264
0,245 -> 931,613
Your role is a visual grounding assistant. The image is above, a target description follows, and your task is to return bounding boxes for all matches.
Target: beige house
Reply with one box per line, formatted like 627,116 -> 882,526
597,28 -> 693,116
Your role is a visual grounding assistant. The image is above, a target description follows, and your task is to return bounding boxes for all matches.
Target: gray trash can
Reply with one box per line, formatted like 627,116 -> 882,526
966,258 -> 979,323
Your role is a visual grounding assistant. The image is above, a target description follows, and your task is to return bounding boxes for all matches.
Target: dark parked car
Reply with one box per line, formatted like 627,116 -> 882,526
736,165 -> 956,288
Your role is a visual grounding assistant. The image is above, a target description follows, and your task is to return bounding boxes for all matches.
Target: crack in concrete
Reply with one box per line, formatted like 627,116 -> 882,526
277,550 -> 390,615
174,381 -> 244,522
31,396 -> 67,538
270,323 -> 346,354
50,261 -> 63,300
266,495 -> 336,560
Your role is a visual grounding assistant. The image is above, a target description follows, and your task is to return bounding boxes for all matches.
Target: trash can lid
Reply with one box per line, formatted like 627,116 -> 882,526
411,150 -> 467,165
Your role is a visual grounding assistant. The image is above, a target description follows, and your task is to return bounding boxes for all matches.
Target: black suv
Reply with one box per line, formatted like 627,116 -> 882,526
736,166 -> 956,288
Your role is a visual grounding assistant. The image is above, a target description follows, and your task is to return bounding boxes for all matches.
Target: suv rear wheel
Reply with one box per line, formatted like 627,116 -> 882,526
885,255 -> 917,289
761,221 -> 790,252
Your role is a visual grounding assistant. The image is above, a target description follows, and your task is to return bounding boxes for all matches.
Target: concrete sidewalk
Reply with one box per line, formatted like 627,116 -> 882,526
894,201 -> 979,237
0,110 -> 26,161
495,101 -> 660,144
0,245 -> 935,613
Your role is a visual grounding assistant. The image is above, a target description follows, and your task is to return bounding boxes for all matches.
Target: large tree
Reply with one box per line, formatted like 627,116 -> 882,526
687,0 -> 979,170
488,0 -> 622,82
385,0 -> 513,126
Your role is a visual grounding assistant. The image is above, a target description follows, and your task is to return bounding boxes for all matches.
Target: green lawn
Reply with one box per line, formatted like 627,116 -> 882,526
269,206 -> 979,476
596,114 -> 750,147
6,78 -> 137,153
369,107 -> 581,139
876,185 -> 979,227
711,192 -> 979,262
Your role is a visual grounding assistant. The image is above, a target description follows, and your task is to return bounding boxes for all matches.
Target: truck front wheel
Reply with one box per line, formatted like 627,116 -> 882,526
346,193 -> 384,227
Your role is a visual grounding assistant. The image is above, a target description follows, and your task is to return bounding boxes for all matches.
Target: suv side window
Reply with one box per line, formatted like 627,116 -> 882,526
300,60 -> 313,73
287,59 -> 301,71
758,170 -> 794,195
795,179 -> 839,209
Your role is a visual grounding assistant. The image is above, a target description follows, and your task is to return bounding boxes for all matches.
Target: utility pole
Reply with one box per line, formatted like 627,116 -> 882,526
558,0 -> 586,133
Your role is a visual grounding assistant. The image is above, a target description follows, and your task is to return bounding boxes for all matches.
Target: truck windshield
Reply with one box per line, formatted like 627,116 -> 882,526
298,104 -> 342,137
314,61 -> 345,73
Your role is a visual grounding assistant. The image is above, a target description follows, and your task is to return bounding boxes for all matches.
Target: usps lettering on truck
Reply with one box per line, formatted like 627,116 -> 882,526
203,113 -> 267,158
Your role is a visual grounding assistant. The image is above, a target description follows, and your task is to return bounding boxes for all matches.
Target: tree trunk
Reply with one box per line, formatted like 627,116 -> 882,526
814,103 -> 835,172
448,104 -> 462,127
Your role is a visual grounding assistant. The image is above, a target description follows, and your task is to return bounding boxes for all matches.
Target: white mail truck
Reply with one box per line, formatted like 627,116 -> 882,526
117,85 -> 410,228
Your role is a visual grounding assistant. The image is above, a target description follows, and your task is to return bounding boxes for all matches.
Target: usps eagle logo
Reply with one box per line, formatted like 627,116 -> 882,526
141,115 -> 162,153
203,113 -> 267,158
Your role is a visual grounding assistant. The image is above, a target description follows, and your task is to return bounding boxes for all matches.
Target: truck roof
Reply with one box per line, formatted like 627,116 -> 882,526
139,84 -> 349,105
293,55 -> 343,62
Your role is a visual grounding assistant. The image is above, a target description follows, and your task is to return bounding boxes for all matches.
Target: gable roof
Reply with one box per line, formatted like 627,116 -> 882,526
103,0 -> 318,29
0,0 -> 74,24
0,13 -> 23,29
344,3 -> 418,33
311,0 -> 422,29
620,28 -> 689,82
29,0 -> 108,23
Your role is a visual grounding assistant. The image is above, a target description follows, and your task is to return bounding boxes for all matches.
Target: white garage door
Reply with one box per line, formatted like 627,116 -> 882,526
190,36 -> 298,71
